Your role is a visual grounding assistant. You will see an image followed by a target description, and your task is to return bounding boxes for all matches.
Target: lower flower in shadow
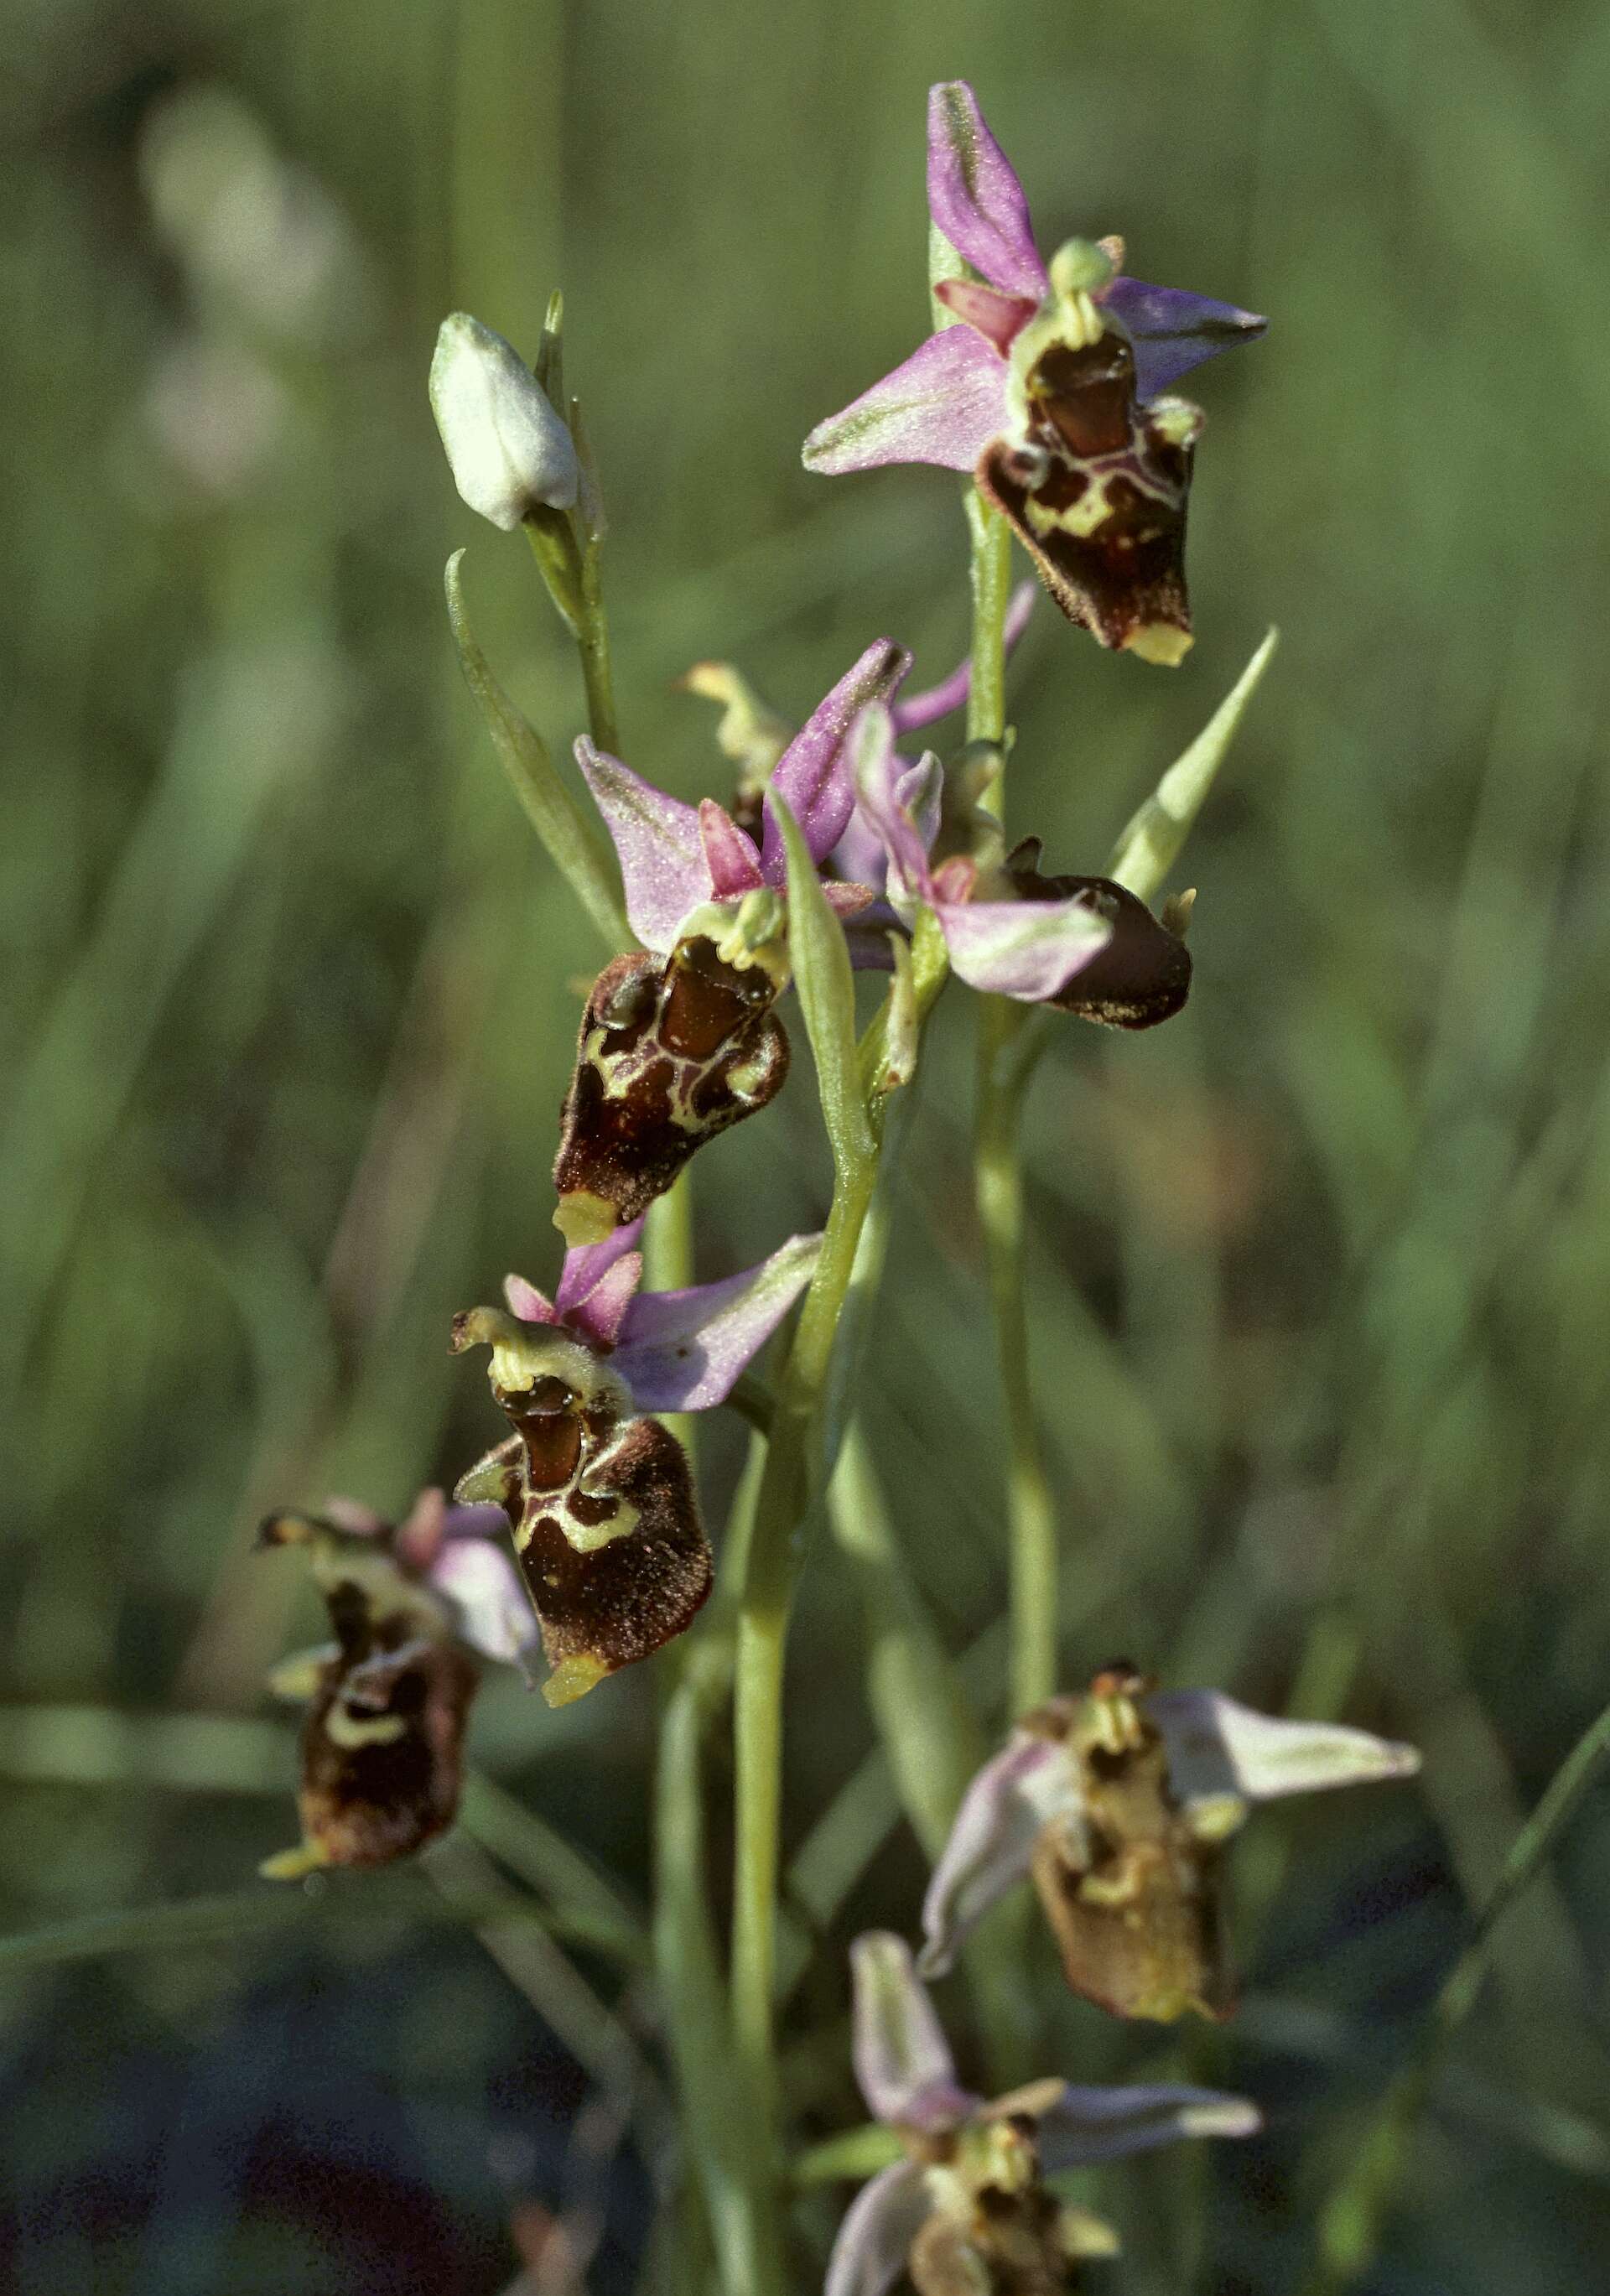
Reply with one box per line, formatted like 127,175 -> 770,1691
827,1930 -> 1259,2294
920,1665 -> 1422,2022
255,1490 -> 515,1878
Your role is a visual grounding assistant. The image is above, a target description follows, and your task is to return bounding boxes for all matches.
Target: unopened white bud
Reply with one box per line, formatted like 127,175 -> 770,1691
429,312 -> 579,529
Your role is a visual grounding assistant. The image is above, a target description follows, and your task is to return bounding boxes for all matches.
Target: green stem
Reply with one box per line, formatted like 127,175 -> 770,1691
1298,1695 -> 1610,2296
731,1158 -> 880,2100
963,486 -> 1061,1716
524,516 -> 621,756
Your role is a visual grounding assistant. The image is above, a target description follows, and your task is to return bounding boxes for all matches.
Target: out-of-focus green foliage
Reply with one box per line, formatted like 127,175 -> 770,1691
3,0 -> 1609,2289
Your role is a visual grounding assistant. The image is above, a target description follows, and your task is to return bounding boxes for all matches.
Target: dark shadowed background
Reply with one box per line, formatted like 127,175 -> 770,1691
4,0 -> 1609,2289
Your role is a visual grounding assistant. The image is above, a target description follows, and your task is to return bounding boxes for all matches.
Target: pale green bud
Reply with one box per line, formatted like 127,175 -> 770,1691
429,313 -> 579,531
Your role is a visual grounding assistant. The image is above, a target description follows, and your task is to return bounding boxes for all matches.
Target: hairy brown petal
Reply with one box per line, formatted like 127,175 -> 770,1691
976,333 -> 1202,665
553,942 -> 789,1240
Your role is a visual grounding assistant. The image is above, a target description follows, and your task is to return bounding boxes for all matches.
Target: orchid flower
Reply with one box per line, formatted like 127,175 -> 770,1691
450,1221 -> 818,1706
851,704 -> 1192,1024
256,1488 -> 506,1878
804,83 -> 1265,662
552,638 -> 908,1244
920,1666 -> 1422,2023
827,1931 -> 1259,2296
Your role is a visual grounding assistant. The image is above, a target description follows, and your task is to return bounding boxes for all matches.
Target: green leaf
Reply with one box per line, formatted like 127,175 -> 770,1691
792,2122 -> 905,2186
444,550 -> 630,951
771,790 -> 875,1182
1106,626 -> 1279,902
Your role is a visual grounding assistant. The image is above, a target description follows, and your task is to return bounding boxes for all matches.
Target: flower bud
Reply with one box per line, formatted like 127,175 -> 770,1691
430,312 -> 579,530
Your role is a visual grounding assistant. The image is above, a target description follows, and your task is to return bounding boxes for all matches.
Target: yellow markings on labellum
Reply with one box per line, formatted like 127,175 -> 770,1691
1124,624 -> 1194,668
542,1652 -> 609,1709
553,1188 -> 617,1246
323,1706 -> 409,1750
557,1485 -> 641,1554
259,1840 -> 334,1883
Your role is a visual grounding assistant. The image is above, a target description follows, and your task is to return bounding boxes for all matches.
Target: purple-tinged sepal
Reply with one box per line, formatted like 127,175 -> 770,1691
826,1929 -> 1259,2296
256,1500 -> 488,1878
1149,1690 -> 1422,1810
449,1308 -> 711,1706
610,1232 -> 819,1410
1101,247 -> 1268,400
926,81 -> 1047,300
803,325 -> 1010,477
918,1729 -> 1086,1977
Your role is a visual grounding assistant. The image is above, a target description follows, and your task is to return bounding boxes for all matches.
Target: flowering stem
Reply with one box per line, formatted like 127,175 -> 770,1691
523,516 -> 621,756
964,487 -> 1061,1715
1298,1692 -> 1610,2295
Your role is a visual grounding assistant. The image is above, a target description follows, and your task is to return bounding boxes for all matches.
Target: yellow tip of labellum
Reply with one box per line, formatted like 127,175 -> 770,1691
259,1841 -> 333,1883
541,1652 -> 610,1708
553,1191 -> 617,1247
1124,624 -> 1194,668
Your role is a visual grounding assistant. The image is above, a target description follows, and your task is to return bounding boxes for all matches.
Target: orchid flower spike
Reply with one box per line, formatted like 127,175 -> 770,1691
920,1665 -> 1422,2023
851,704 -> 1191,1023
803,82 -> 1265,663
255,1488 -> 508,1879
430,313 -> 579,531
553,638 -> 908,1244
827,1930 -> 1259,2296
449,1225 -> 817,1706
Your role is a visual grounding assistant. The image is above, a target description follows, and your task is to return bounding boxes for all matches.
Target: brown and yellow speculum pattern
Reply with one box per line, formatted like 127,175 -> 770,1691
552,928 -> 790,1245
257,1513 -> 479,1880
451,1311 -> 712,1706
977,250 -> 1204,665
1026,1667 -> 1239,2023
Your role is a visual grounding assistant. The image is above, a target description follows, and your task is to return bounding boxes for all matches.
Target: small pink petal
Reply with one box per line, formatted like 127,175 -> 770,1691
564,1250 -> 643,1349
392,1485 -> 449,1571
503,1272 -> 557,1324
554,1214 -> 647,1319
933,276 -> 1038,356
927,81 -> 1048,299
698,797 -> 765,900
802,326 -> 1009,478
849,706 -> 934,909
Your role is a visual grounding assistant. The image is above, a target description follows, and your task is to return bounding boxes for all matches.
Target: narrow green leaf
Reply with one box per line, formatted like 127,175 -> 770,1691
444,550 -> 629,951
1107,627 -> 1279,902
771,790 -> 875,1182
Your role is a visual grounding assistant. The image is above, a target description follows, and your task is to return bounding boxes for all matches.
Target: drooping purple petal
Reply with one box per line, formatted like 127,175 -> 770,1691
934,890 -> 1112,1003
1146,1691 -> 1422,1807
428,1520 -> 542,1668
926,81 -> 1047,299
823,880 -> 877,922
1031,2080 -> 1261,2169
759,639 -> 911,880
564,1250 -> 643,1349
699,797 -> 766,899
802,326 -> 1009,478
919,1730 -> 1087,1977
849,707 -> 935,911
576,741 -> 711,953
553,1214 -> 647,1319
611,1233 -> 820,1412
1103,275 -> 1268,401
890,583 -> 1036,735
823,2162 -> 933,2296
850,1932 -> 978,2132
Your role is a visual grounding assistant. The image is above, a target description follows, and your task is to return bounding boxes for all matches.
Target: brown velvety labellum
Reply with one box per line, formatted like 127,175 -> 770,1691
1005,846 -> 1192,1028
976,336 -> 1200,657
299,1628 -> 478,1868
513,1417 -> 712,1679
553,943 -> 789,1229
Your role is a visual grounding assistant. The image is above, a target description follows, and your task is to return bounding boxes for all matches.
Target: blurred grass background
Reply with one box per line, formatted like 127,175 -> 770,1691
4,0 -> 1610,2288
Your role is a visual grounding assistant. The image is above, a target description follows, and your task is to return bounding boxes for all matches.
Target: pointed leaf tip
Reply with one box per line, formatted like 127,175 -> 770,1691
1106,627 -> 1277,902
